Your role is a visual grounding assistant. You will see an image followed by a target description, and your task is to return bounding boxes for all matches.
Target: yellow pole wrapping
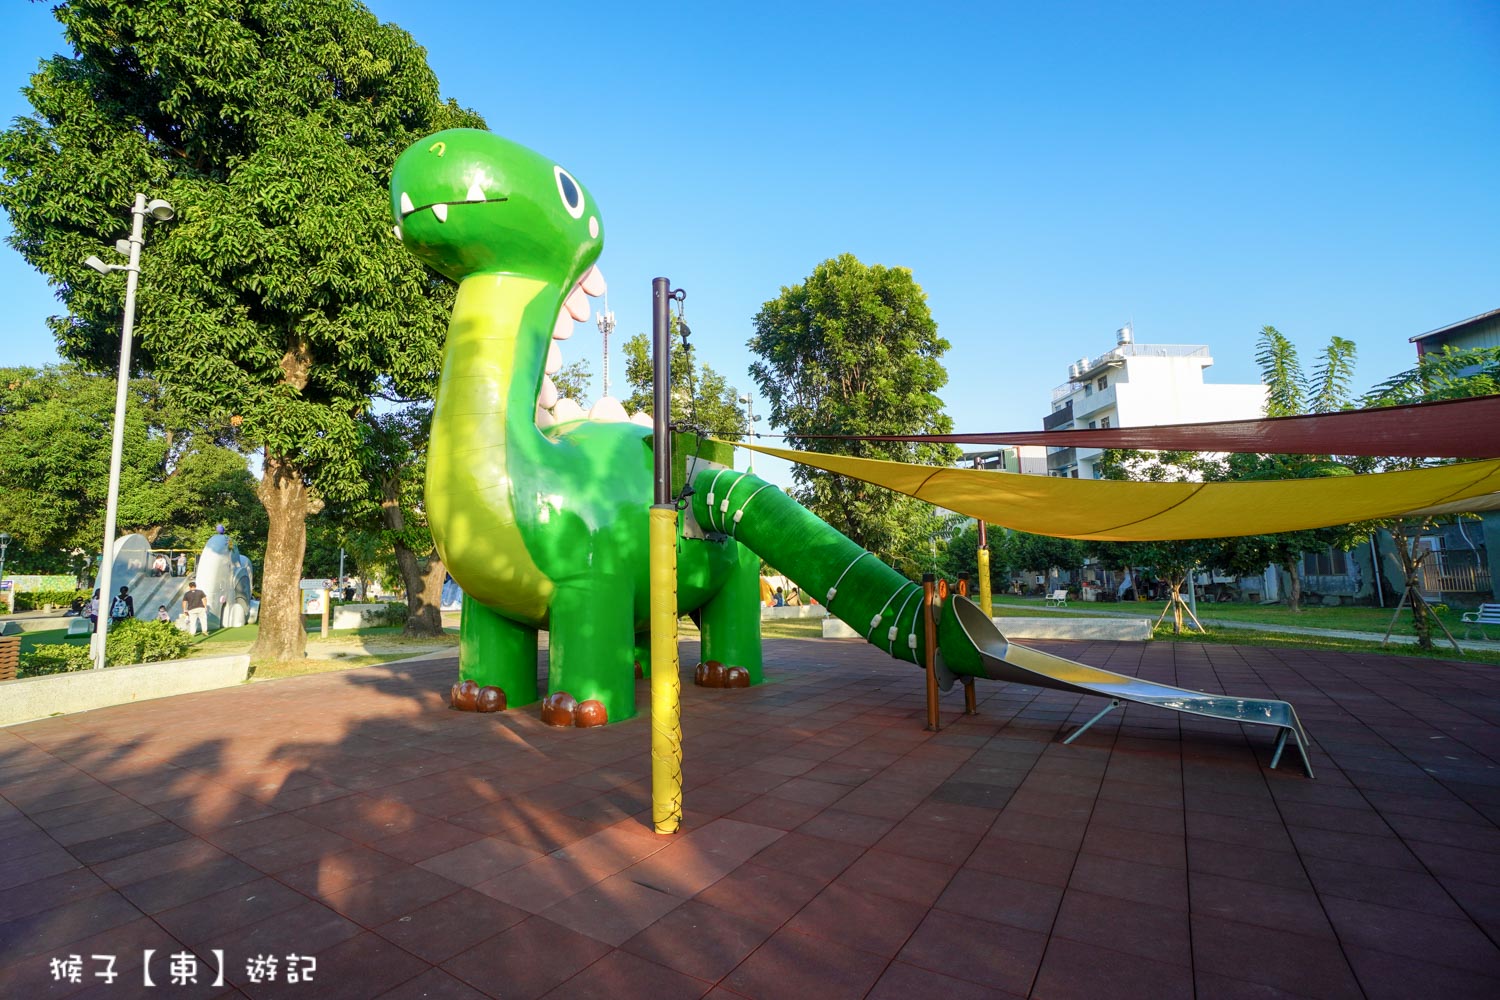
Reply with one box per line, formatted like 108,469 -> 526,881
977,547 -> 993,618
649,505 -> 683,835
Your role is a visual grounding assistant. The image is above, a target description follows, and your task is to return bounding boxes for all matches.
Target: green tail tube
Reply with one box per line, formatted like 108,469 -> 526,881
692,469 -> 953,669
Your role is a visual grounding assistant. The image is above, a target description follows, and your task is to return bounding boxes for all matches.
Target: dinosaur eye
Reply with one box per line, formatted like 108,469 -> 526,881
554,166 -> 585,219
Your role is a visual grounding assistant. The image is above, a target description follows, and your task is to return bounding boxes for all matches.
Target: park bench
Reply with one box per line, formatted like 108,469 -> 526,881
1461,603 -> 1500,641
1044,588 -> 1070,608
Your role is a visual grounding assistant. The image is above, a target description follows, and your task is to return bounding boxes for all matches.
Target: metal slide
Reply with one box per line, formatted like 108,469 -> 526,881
951,597 -> 1314,776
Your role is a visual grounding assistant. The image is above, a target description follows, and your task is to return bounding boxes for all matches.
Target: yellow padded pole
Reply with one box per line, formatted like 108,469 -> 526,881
977,546 -> 994,618
649,505 -> 683,834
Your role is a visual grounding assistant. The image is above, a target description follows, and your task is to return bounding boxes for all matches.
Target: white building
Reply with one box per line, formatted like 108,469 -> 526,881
1043,325 -> 1267,479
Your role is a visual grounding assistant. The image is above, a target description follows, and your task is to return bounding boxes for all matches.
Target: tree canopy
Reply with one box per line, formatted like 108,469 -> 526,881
0,364 -> 264,576
0,0 -> 481,659
748,254 -> 959,575
621,323 -> 745,440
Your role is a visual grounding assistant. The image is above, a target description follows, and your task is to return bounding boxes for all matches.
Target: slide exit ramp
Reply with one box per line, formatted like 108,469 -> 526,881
950,597 -> 1313,776
690,468 -> 1313,777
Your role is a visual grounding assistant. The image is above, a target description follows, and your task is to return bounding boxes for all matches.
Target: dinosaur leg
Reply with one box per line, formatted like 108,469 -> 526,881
697,539 -> 763,687
542,576 -> 636,726
459,594 -> 539,707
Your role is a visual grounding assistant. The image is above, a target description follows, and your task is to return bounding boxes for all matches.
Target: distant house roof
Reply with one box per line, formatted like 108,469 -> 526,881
1409,306 -> 1500,344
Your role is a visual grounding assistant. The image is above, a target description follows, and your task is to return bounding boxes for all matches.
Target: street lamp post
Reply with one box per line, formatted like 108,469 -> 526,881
89,193 -> 174,668
0,532 -> 11,614
736,394 -> 760,471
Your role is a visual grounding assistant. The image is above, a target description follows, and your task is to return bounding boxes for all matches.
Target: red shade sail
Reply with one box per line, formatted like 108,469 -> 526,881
787,395 -> 1500,458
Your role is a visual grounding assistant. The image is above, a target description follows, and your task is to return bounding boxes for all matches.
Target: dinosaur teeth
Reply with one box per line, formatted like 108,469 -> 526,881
629,411 -> 654,428
399,191 -> 414,215
580,265 -> 606,297
535,403 -> 556,429
564,286 -> 590,322
539,375 -> 558,408
431,203 -> 449,223
588,396 -> 628,422
465,181 -> 485,202
545,341 -> 562,375
552,398 -> 584,422
552,310 -> 574,341
391,225 -> 402,241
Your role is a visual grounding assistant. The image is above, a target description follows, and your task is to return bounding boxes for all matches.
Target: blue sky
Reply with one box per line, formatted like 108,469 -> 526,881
1,1 -> 1496,488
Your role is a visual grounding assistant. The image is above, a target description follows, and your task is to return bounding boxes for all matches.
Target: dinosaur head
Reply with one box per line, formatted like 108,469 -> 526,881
391,128 -> 603,292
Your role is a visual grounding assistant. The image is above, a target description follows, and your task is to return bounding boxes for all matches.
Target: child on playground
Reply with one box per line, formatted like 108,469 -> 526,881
155,605 -> 170,622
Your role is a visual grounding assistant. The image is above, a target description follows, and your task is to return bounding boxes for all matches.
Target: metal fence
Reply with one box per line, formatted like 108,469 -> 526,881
1421,551 -> 1492,595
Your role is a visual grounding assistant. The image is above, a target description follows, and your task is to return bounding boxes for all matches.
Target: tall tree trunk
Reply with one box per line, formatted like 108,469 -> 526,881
393,544 -> 446,637
251,451 -> 308,662
1389,519 -> 1435,650
378,478 -> 446,637
1281,556 -> 1302,612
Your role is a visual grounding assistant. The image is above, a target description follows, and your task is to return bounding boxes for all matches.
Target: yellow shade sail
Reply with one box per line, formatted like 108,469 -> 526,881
730,442 -> 1500,541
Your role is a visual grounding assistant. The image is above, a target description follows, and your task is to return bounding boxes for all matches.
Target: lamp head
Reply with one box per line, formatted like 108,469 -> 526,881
0,532 -> 9,545
738,395 -> 751,404
145,198 -> 175,222
84,255 -> 113,275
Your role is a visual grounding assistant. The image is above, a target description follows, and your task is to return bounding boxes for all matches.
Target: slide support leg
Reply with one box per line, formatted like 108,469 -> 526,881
1063,699 -> 1120,745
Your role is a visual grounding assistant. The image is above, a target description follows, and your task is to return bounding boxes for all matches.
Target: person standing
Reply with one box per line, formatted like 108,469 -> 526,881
110,585 -> 134,624
182,580 -> 210,635
175,552 -> 186,577
87,589 -> 100,632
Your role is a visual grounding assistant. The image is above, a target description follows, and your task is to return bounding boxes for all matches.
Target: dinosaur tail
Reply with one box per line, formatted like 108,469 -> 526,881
690,468 -> 976,675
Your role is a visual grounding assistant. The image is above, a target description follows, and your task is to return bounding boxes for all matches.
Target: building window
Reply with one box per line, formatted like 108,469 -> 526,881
1088,420 -> 1097,429
1070,469 -> 1080,478
1101,416 -> 1110,429
1083,384 -> 1093,397
1097,375 -> 1108,390
1302,548 -> 1349,576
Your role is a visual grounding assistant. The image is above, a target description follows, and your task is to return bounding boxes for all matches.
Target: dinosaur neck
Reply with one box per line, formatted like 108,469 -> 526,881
426,272 -> 559,621
438,272 -> 556,457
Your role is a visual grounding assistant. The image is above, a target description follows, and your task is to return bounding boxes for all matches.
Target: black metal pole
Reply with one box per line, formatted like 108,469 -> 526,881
652,277 -> 673,505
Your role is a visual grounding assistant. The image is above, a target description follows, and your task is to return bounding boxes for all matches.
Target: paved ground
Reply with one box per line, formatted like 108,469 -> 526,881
2,637 -> 1499,999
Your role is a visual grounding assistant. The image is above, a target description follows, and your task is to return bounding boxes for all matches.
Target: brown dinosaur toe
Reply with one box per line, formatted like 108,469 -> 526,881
693,661 -> 751,688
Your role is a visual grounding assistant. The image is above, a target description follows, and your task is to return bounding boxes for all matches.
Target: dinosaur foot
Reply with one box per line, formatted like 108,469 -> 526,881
450,679 -> 507,713
540,690 -> 608,728
693,660 -> 751,688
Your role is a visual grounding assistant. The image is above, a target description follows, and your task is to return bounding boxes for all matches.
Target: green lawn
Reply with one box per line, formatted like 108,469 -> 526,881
17,616 -> 458,659
985,593 -> 1477,639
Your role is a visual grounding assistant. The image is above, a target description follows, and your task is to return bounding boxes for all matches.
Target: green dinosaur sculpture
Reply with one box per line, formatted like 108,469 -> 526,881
390,129 -> 762,726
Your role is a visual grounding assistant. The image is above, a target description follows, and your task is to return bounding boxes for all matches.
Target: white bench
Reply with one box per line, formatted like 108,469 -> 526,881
1461,603 -> 1500,641
1044,589 -> 1070,608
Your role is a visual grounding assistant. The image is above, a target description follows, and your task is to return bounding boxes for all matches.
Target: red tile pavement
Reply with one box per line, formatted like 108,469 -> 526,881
2,636 -> 1500,997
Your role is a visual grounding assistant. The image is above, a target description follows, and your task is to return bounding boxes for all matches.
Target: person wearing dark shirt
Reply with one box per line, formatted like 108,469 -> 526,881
182,581 -> 210,635
110,586 -> 134,623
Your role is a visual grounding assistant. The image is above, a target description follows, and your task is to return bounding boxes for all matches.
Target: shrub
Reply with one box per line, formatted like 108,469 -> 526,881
106,619 -> 193,666
14,588 -> 89,612
19,643 -> 94,677
380,601 -> 409,628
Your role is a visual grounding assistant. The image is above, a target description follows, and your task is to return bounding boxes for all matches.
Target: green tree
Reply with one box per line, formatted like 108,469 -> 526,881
1359,346 -> 1500,649
749,254 -> 959,575
621,324 -> 745,439
551,358 -> 594,409
1085,538 -> 1224,632
999,530 -> 1086,592
323,406 -> 447,636
0,1 -> 482,661
0,364 -> 262,574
